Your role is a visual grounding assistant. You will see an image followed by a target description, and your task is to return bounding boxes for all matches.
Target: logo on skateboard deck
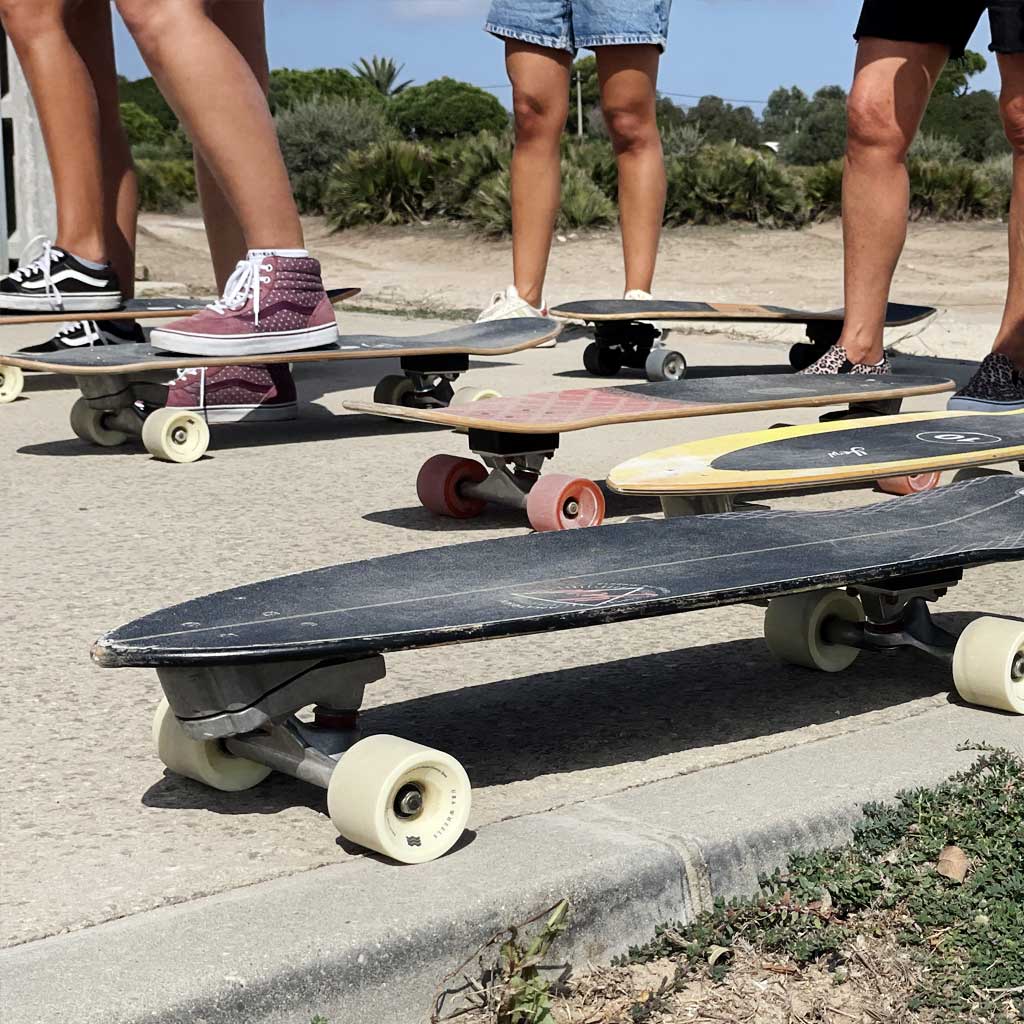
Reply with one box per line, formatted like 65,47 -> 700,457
504,584 -> 669,610
915,431 -> 1003,446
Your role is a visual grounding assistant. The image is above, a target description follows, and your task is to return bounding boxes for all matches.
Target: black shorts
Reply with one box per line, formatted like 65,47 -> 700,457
855,0 -> 1024,58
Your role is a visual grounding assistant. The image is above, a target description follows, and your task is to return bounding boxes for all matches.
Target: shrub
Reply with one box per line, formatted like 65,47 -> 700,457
909,132 -> 965,162
563,138 -> 618,201
908,159 -> 996,219
268,67 -> 379,113
390,77 -> 508,139
136,158 -> 196,213
978,153 -> 1014,217
665,144 -> 807,227
120,102 -> 167,148
324,141 -> 437,228
466,170 -> 513,237
801,158 -> 844,219
276,98 -> 397,213
558,165 -> 616,229
433,131 -> 513,215
661,123 -> 706,160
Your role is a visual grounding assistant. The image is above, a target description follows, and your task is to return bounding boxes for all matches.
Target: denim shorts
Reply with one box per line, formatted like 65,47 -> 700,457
485,0 -> 672,55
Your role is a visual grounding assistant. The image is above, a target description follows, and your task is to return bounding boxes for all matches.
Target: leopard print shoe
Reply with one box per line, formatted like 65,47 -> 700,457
799,344 -> 892,376
948,353 -> 1024,412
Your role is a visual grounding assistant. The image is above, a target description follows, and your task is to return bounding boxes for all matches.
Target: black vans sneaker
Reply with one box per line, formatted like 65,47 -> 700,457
0,240 -> 122,312
948,353 -> 1024,412
16,318 -> 145,355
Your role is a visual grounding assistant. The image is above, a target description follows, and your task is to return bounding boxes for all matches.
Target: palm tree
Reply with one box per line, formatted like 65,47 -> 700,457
352,56 -> 413,97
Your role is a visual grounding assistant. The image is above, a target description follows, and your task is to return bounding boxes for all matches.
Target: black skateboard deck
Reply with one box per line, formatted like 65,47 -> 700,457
93,477 -> 1024,861
548,299 -> 937,379
344,374 -> 954,531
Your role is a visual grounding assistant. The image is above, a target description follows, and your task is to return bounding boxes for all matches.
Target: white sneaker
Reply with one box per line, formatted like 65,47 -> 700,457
624,289 -> 652,301
477,285 -> 555,346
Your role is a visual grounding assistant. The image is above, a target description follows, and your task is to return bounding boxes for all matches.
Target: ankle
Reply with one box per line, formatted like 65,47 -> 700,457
836,331 -> 884,366
993,338 -> 1024,371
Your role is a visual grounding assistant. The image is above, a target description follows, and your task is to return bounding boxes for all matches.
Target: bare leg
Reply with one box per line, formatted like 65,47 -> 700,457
505,40 -> 571,308
115,0 -> 303,252
994,53 -> 1024,366
839,38 -> 949,363
0,0 -> 108,264
596,45 -> 665,294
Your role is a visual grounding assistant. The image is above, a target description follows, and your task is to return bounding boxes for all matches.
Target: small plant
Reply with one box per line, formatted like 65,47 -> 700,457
908,158 -> 996,220
660,123 -> 707,160
910,132 -> 965,162
135,158 -> 197,213
558,165 -> 616,230
801,158 -> 844,219
435,131 -> 513,215
466,169 -> 513,237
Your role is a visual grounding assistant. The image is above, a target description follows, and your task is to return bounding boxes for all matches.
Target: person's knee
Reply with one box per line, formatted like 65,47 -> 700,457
846,88 -> 910,160
602,102 -> 657,155
114,0 -> 178,52
1001,91 -> 1024,156
0,0 -> 63,41
512,89 -> 567,143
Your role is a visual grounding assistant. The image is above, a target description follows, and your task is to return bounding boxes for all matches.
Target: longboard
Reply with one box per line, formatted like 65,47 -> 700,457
0,288 -> 360,326
608,409 -> 1024,511
344,374 -> 955,531
93,476 -> 1024,863
0,317 -> 562,461
548,299 -> 937,379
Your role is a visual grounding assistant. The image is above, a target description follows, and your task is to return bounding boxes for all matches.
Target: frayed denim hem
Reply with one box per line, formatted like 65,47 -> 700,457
485,23 -> 576,54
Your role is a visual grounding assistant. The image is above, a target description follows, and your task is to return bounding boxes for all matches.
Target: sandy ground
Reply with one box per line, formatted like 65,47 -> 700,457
137,215 -> 1011,361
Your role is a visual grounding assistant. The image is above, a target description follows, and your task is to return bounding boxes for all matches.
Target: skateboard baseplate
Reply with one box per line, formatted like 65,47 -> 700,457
549,299 -> 937,380
345,374 -> 954,531
93,476 -> 1024,862
608,408 -> 1024,512
0,317 -> 561,461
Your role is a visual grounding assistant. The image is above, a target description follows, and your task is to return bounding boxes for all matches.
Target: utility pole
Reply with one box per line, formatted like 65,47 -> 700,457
576,69 -> 583,138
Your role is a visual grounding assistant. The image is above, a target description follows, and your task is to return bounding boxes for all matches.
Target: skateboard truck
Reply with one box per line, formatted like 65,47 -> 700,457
375,354 -> 471,409
585,322 -> 687,383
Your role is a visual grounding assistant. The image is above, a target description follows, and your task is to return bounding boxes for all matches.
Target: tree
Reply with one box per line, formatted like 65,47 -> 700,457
922,89 -> 1008,160
352,56 -> 413,97
390,77 -> 508,139
779,86 -> 847,165
268,68 -> 379,113
680,95 -> 761,147
934,50 -> 988,98
119,102 -> 167,147
117,76 -> 177,132
761,86 -> 810,141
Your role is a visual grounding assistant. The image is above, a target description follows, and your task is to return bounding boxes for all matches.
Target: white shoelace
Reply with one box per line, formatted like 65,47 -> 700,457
12,236 -> 64,308
172,367 -> 206,405
208,254 -> 272,325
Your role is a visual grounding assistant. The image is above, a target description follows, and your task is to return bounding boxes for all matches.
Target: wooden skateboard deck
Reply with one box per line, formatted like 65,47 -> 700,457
608,409 -> 1024,497
550,299 -> 936,327
92,476 -> 1024,861
344,375 -> 954,531
0,287 -> 360,326
345,375 -> 954,434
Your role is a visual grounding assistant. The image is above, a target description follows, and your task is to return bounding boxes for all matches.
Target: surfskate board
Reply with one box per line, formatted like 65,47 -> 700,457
92,475 -> 1024,863
344,374 -> 954,531
548,299 -> 937,380
608,408 -> 1024,515
0,317 -> 561,461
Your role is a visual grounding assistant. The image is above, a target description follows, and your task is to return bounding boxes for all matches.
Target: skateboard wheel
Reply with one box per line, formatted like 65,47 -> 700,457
142,407 -> 211,463
876,472 -> 942,496
0,365 -> 24,404
952,618 -> 1024,714
764,589 -> 864,673
644,348 -> 687,383
69,396 -> 129,447
952,466 -> 1010,483
416,454 -> 488,518
327,734 -> 471,864
583,342 -> 623,377
526,474 -> 605,532
451,386 -> 501,405
373,374 -> 416,407
152,698 -> 272,791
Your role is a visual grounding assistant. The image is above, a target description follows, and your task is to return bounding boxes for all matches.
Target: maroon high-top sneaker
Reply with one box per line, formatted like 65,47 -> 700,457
150,253 -> 337,357
164,363 -> 297,423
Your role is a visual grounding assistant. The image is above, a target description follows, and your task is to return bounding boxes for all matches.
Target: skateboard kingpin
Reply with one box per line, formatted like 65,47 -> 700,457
94,476 -> 1024,863
549,298 -> 937,381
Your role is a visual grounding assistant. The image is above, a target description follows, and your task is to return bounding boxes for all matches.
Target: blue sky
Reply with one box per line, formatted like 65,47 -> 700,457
112,0 -> 1002,109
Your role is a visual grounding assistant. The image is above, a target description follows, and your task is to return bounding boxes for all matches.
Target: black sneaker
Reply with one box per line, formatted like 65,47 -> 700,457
948,353 -> 1024,413
799,343 -> 893,376
16,318 -> 144,355
0,240 -> 122,312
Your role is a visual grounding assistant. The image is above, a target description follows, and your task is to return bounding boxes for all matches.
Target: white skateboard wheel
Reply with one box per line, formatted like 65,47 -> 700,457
952,617 -> 1024,714
151,698 -> 272,791
327,734 -> 471,864
764,589 -> 864,673
69,396 -> 129,447
373,374 -> 416,406
142,407 -> 210,463
451,386 -> 501,405
645,348 -> 687,382
0,365 -> 24,404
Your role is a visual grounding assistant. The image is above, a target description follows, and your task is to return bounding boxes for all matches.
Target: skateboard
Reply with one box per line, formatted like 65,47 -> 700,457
0,317 -> 561,462
93,475 -> 1024,863
344,374 -> 955,531
0,287 -> 361,405
548,299 -> 937,380
608,408 -> 1024,514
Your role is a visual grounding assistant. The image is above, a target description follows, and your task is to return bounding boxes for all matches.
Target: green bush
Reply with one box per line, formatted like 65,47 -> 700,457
324,141 -> 437,228
433,131 -> 513,215
661,123 -> 707,160
120,102 -> 167,148
909,132 -> 965,162
136,158 -> 197,213
563,138 -> 618,201
978,153 -> 1014,217
466,170 -> 513,237
665,144 -> 807,227
801,158 -> 844,219
118,75 -> 177,132
390,77 -> 508,140
558,165 -> 616,229
276,98 -> 398,214
908,159 -> 996,219
268,67 -> 379,113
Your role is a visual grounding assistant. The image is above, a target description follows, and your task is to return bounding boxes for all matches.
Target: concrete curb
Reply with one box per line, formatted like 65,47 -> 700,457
4,706 -> 1021,1024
